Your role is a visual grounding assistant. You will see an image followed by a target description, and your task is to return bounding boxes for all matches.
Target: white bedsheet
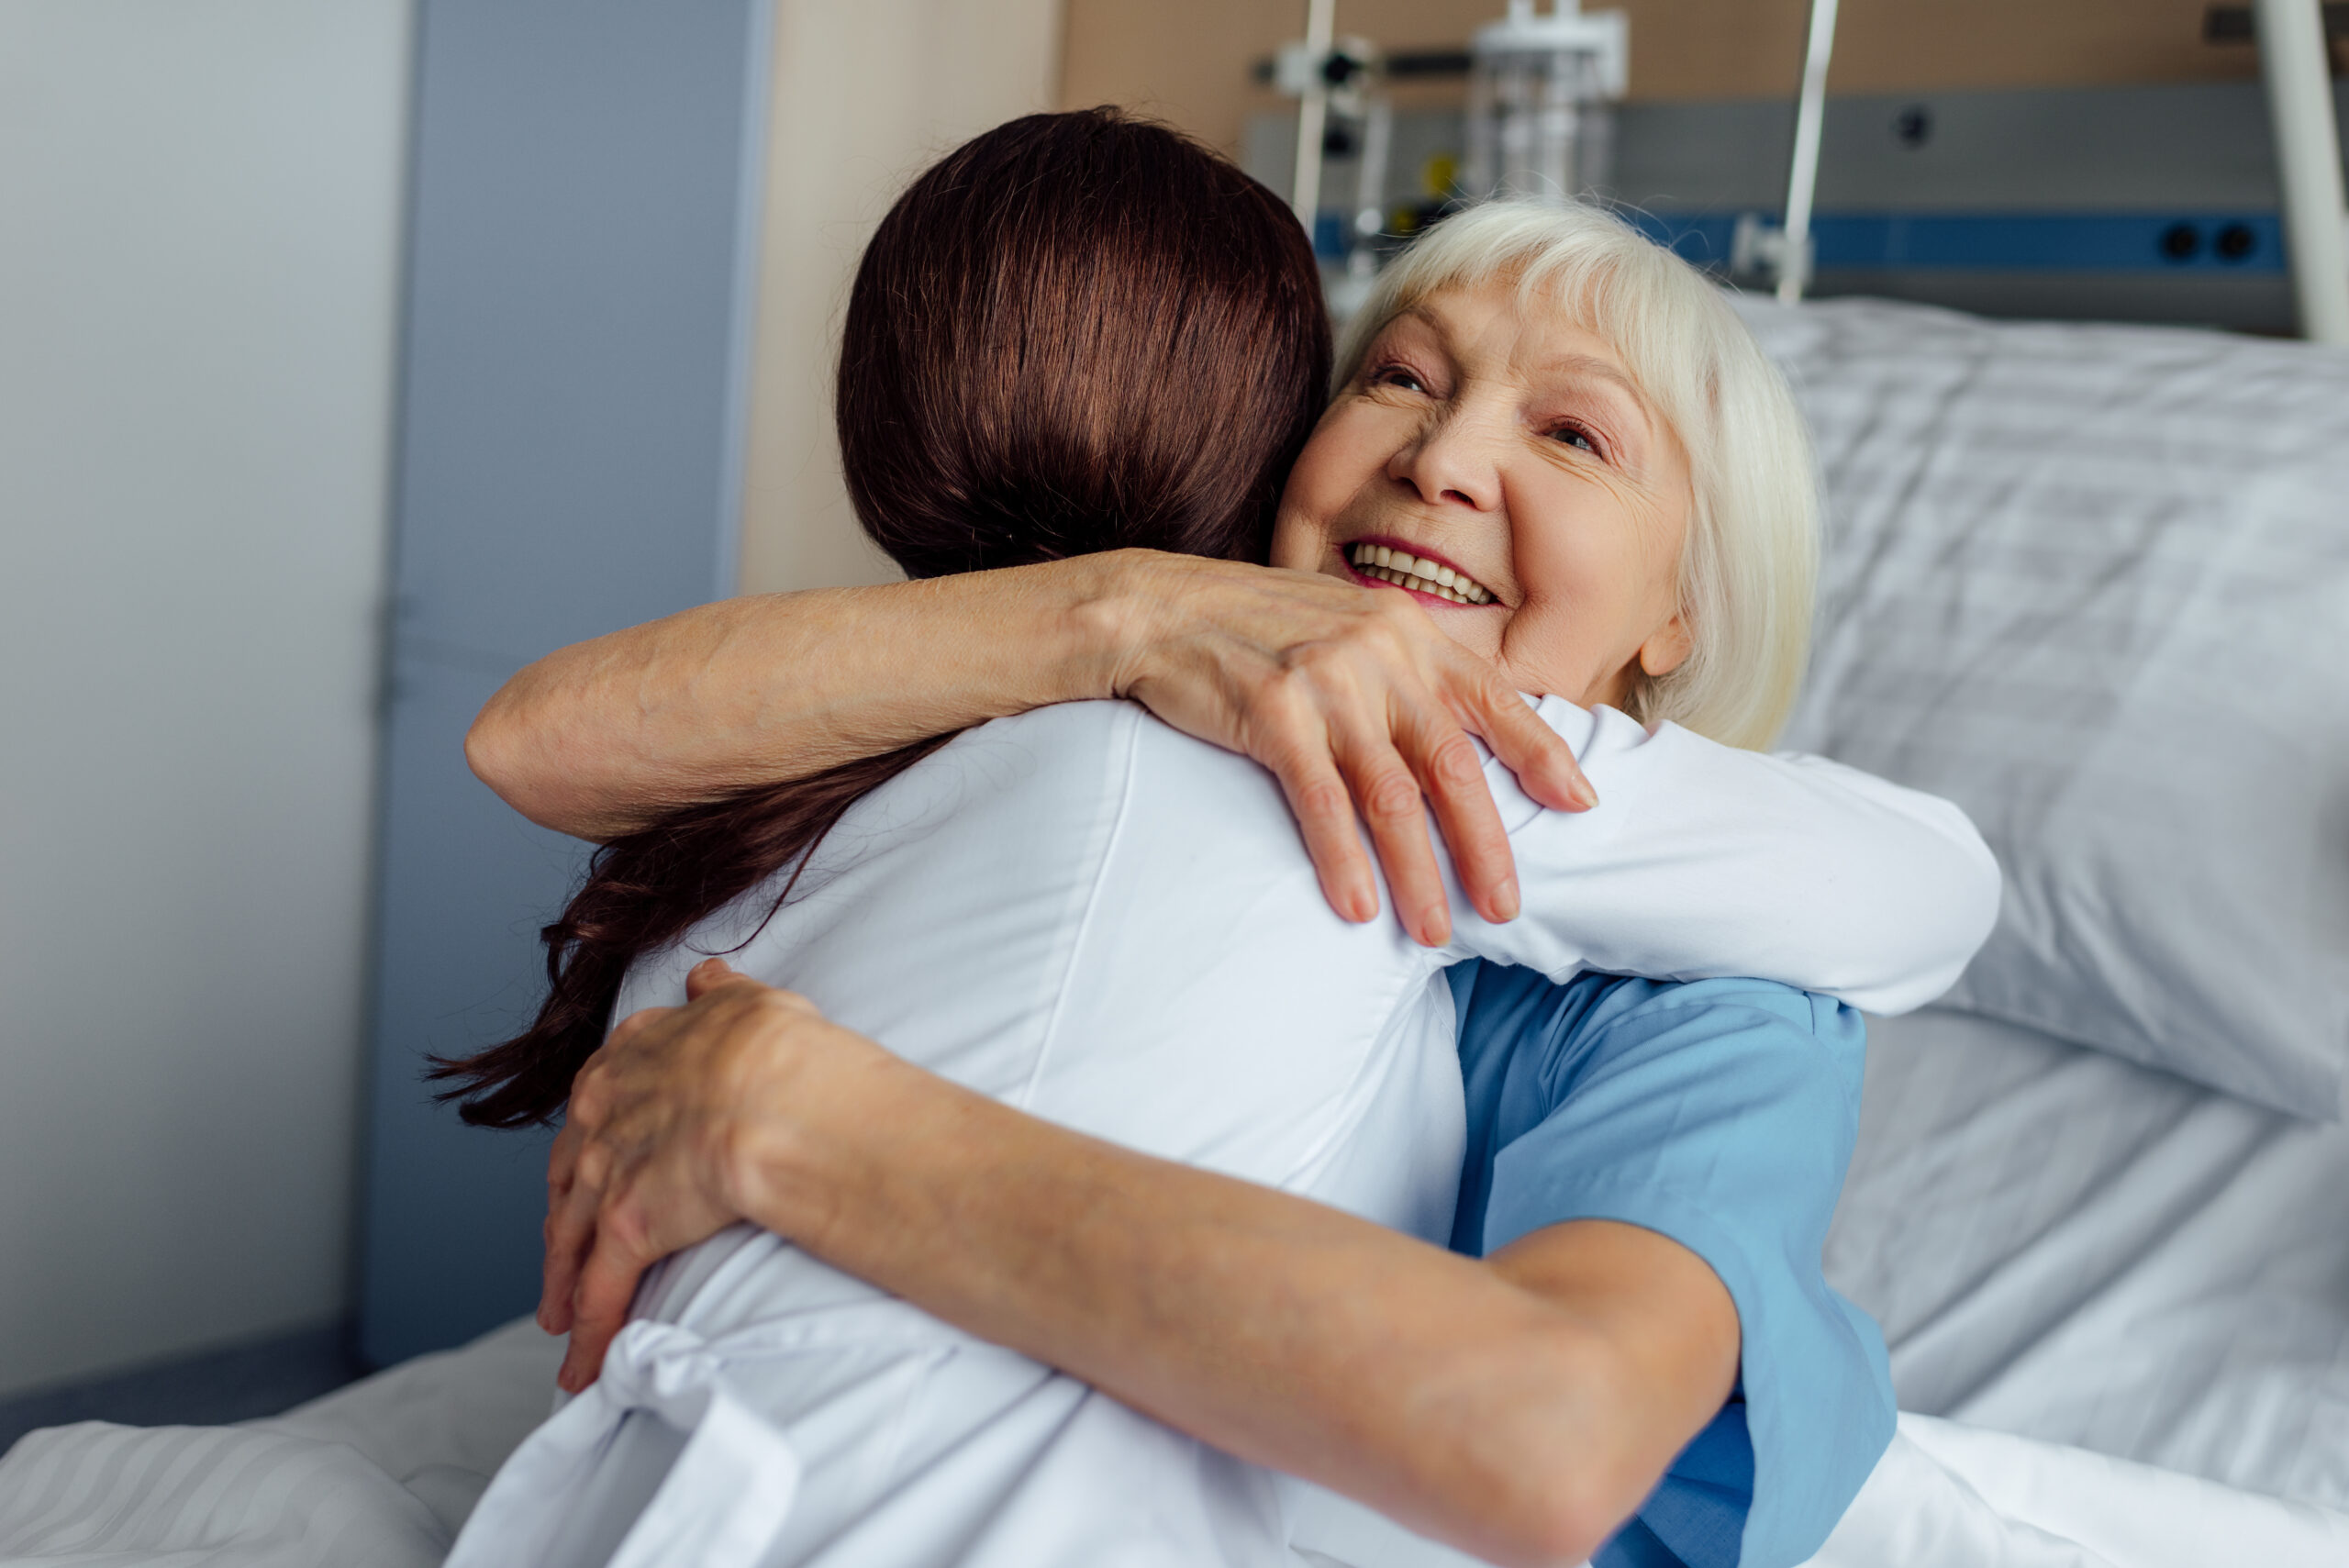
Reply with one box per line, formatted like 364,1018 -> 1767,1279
5,1010 -> 2347,1567
0,1320 -> 561,1566
1829,1006 -> 2349,1511
1807,1416 -> 2349,1567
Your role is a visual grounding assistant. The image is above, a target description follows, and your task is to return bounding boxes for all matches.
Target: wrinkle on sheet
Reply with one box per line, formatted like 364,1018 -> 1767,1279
1829,1008 -> 2349,1510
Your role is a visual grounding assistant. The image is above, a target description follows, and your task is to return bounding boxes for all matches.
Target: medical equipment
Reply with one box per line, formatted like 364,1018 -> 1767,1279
1459,0 -> 1627,205
1266,0 -> 1627,297
1267,4 -> 1390,275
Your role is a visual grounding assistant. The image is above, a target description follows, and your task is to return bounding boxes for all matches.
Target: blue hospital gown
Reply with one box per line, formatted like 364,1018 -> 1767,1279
1448,963 -> 1895,1568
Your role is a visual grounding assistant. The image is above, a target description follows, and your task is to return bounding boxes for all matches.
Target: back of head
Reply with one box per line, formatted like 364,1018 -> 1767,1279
838,108 -> 1330,575
435,113 -> 1328,1129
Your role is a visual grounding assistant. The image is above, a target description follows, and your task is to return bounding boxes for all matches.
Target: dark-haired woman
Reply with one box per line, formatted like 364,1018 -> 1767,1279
455,116 -> 1993,1568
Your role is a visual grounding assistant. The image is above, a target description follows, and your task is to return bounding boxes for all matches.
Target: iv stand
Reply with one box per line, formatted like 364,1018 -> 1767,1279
1776,0 -> 1839,303
2255,0 -> 2349,343
1291,0 -> 1338,225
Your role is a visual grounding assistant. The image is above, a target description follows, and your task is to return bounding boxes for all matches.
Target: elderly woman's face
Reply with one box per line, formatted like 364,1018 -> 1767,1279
1270,279 -> 1694,708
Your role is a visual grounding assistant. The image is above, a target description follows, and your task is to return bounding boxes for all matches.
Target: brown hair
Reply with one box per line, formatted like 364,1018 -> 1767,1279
435,108 -> 1331,1128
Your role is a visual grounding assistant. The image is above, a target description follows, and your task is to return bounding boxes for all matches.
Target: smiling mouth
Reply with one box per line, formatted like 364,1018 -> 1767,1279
1346,541 -> 1496,606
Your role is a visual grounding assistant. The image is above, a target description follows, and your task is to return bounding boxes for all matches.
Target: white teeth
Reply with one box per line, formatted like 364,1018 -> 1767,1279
1349,543 -> 1493,605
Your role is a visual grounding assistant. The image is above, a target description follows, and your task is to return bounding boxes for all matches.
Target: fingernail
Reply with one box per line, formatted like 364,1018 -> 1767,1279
1420,909 -> 1452,947
1570,778 -> 1598,810
1492,879 -> 1520,922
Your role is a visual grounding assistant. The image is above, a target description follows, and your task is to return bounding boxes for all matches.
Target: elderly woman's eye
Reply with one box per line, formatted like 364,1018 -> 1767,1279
1371,364 -> 1427,394
1548,421 -> 1602,457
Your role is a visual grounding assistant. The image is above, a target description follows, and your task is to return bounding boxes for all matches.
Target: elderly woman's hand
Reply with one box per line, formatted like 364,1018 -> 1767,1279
539,958 -> 881,1393
1097,551 -> 1594,947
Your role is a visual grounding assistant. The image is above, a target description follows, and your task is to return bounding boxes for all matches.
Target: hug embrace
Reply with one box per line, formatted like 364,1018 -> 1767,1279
448,110 -> 1998,1568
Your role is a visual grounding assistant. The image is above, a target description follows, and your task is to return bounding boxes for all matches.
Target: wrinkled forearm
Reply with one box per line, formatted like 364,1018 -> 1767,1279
464,555 -> 1152,840
740,1039 -> 1734,1568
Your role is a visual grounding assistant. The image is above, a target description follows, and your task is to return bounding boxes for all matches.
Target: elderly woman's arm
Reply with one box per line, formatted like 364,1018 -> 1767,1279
466,550 -> 1592,940
543,962 -> 1738,1568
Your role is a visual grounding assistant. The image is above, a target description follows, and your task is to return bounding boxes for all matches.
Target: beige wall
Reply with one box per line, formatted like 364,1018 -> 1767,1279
1061,0 -> 2260,158
739,0 -> 1066,595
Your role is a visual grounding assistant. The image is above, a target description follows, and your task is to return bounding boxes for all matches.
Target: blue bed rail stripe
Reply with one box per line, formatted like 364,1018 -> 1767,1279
1623,211 -> 2288,273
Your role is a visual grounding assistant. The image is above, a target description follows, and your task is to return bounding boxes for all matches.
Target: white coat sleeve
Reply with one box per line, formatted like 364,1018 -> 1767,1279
1442,697 -> 2001,1016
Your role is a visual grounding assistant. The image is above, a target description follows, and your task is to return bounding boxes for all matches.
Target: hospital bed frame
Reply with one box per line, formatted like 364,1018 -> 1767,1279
1772,0 -> 2349,341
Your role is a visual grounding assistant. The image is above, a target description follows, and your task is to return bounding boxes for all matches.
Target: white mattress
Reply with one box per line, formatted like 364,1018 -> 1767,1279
1828,1006 -> 2349,1511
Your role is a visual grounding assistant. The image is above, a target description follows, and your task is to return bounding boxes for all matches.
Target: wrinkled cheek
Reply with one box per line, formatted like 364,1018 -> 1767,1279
1267,464 -> 1339,572
1267,510 -> 1319,572
1496,601 -> 1604,700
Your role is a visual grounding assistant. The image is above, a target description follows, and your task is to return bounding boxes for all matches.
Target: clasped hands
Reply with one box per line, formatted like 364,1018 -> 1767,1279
540,957 -> 866,1394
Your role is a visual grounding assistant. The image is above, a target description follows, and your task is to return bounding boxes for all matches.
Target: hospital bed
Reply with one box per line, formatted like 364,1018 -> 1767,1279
2,293 -> 2344,1566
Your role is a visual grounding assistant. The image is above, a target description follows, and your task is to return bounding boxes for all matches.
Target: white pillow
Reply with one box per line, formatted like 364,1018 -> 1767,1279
1735,295 -> 2349,1118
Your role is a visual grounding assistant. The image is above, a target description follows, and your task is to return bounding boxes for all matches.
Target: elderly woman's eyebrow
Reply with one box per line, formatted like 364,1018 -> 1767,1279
1539,354 -> 1655,435
1386,303 -> 1450,343
1540,354 -> 1645,402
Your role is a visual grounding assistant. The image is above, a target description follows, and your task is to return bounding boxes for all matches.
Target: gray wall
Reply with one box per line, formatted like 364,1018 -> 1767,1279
0,0 -> 412,1396
360,0 -> 772,1368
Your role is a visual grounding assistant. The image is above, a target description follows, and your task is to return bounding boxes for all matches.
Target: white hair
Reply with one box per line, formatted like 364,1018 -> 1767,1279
1338,199 -> 1819,751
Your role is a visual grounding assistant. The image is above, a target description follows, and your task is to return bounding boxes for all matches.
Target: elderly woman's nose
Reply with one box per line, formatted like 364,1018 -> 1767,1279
1386,411 -> 1501,510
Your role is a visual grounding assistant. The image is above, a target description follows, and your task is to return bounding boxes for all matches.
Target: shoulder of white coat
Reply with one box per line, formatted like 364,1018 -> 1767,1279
959,696 -> 1146,751
936,698 -> 1149,791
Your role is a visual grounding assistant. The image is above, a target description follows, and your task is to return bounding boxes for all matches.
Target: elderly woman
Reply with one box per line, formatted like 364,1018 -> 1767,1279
463,116 -> 1992,1568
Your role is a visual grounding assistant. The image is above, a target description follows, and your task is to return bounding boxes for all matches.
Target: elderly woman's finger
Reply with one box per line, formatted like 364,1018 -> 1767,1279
539,1153 -> 604,1334
1456,667 -> 1596,814
557,1214 -> 660,1394
1339,735 -> 1452,947
546,1117 -> 583,1201
1399,708 -> 1520,925
685,956 -> 745,999
1264,743 -> 1379,924
539,1121 -> 585,1330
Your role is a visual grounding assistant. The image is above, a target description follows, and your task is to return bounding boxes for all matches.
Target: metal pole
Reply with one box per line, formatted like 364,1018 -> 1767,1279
2254,0 -> 2349,343
1777,0 -> 1840,304
1353,93 -> 1392,249
1292,0 -> 1337,228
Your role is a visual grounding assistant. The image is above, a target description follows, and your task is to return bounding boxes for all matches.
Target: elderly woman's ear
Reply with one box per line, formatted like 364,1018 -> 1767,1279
1638,617 -> 1694,679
